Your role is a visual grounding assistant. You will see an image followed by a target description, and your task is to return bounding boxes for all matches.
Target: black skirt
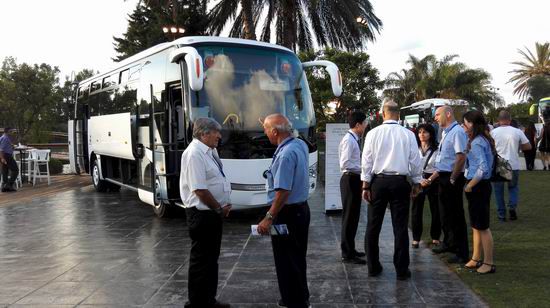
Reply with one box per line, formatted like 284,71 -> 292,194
465,179 -> 492,230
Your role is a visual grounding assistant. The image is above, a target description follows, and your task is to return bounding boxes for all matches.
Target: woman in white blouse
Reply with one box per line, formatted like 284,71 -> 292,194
411,124 -> 442,248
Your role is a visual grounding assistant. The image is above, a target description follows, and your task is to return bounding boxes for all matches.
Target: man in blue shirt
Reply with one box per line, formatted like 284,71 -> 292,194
0,127 -> 19,192
433,106 -> 469,264
257,113 -> 310,308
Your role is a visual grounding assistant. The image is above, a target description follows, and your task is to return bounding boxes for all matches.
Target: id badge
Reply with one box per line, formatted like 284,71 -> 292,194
435,153 -> 441,163
223,180 -> 231,192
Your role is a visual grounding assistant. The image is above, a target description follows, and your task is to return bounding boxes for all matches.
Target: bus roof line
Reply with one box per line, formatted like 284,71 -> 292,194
79,36 -> 293,86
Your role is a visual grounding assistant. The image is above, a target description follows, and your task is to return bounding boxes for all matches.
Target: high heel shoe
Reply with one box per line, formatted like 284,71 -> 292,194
464,259 -> 483,270
477,263 -> 496,274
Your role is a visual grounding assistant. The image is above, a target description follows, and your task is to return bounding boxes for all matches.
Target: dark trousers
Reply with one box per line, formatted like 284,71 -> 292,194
340,173 -> 362,258
438,172 -> 469,259
524,150 -> 536,170
271,202 -> 310,308
0,154 -> 18,188
365,176 -> 411,275
186,207 -> 223,307
411,179 -> 441,241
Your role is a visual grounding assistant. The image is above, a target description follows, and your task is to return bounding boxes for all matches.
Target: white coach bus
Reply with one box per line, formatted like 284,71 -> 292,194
68,36 -> 342,216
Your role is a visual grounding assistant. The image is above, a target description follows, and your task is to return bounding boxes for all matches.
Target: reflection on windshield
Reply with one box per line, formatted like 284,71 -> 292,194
189,46 -> 316,158
204,54 -> 286,130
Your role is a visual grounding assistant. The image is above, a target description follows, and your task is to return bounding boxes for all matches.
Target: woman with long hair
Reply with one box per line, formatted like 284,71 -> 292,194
410,124 -> 442,248
462,110 -> 496,274
523,122 -> 537,171
539,121 -> 550,170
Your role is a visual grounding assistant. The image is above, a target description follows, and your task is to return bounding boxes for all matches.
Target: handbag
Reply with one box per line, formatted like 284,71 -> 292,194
490,153 -> 513,182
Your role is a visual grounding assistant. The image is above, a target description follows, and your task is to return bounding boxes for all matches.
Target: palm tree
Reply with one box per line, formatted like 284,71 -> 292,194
509,42 -> 550,100
384,54 -> 502,110
207,0 -> 383,51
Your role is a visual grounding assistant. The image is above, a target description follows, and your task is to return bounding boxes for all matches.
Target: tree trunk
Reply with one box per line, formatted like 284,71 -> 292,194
240,0 -> 256,40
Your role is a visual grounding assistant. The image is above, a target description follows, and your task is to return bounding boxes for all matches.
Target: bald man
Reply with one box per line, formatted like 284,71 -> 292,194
433,105 -> 469,264
258,113 -> 310,308
361,100 -> 422,280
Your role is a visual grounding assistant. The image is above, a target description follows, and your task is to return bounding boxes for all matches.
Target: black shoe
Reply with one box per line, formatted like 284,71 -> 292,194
412,241 -> 419,249
447,255 -> 467,264
477,263 -> 496,275
368,266 -> 383,277
354,251 -> 366,257
1,187 -> 8,192
278,299 -> 309,307
464,259 -> 483,270
342,256 -> 367,265
396,269 -> 411,280
509,209 -> 517,220
212,301 -> 231,308
431,243 -> 449,254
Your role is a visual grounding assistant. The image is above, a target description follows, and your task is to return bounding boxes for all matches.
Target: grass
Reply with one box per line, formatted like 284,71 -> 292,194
419,171 -> 550,307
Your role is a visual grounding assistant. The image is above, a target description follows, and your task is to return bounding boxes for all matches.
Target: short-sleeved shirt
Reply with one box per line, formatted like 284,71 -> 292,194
267,136 -> 309,205
0,134 -> 13,155
465,136 -> 494,180
490,126 -> 530,170
420,147 -> 439,174
435,121 -> 468,172
179,139 -> 231,210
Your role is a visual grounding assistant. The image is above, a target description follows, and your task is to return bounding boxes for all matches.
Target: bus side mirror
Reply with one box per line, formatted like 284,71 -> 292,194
170,47 -> 204,91
302,60 -> 342,97
529,104 -> 537,116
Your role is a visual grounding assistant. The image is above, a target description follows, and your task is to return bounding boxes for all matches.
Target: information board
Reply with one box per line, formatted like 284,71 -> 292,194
324,123 -> 350,212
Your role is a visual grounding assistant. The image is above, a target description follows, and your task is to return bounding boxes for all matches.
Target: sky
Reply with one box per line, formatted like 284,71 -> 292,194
0,0 -> 548,103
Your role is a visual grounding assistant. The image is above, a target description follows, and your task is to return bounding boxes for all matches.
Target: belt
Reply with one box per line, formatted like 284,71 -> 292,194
375,174 -> 406,179
342,171 -> 360,177
286,201 -> 307,207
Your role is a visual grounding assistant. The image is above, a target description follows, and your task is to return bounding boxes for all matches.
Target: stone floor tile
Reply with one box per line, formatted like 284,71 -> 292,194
14,281 -> 100,305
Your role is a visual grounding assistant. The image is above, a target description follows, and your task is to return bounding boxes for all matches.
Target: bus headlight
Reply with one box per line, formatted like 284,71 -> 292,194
309,163 -> 318,178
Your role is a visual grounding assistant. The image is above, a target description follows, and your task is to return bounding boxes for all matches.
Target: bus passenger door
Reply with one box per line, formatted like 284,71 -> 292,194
72,103 -> 90,174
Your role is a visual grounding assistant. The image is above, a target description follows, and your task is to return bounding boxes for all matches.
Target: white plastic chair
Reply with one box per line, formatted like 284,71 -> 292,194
32,149 -> 51,186
25,149 -> 37,184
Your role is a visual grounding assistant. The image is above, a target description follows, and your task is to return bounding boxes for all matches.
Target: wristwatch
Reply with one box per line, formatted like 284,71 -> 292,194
450,178 -> 456,185
265,211 -> 274,220
214,207 -> 223,215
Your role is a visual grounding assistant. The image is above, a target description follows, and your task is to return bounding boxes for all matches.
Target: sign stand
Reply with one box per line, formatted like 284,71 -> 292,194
324,123 -> 350,213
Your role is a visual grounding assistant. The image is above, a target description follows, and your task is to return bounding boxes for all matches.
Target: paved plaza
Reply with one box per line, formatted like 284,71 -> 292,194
0,182 -> 487,307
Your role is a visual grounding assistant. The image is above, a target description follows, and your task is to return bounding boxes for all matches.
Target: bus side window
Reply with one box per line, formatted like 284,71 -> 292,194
120,69 -> 129,84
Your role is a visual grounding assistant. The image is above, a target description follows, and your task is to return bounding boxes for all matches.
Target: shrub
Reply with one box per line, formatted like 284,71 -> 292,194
49,158 -> 64,175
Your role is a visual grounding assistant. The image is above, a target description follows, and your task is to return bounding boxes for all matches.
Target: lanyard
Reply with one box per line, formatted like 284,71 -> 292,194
347,131 -> 360,146
272,137 -> 295,164
209,150 -> 226,178
438,122 -> 459,152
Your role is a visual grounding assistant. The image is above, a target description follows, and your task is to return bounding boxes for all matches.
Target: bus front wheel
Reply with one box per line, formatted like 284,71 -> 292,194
92,160 -> 109,192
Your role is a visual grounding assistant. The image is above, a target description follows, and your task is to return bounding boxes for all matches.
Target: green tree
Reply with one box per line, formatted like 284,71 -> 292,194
208,0 -> 382,51
509,42 -> 550,100
527,75 -> 550,103
299,48 -> 383,129
114,0 -> 208,61
55,69 -> 96,126
384,54 -> 503,110
0,57 -> 63,143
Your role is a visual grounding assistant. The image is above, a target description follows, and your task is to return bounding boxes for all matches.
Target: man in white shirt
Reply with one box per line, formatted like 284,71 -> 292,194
180,118 -> 231,308
339,111 -> 368,264
490,110 -> 531,221
361,100 -> 422,280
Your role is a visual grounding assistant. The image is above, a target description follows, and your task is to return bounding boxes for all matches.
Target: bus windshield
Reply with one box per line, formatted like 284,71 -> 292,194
190,45 -> 316,159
